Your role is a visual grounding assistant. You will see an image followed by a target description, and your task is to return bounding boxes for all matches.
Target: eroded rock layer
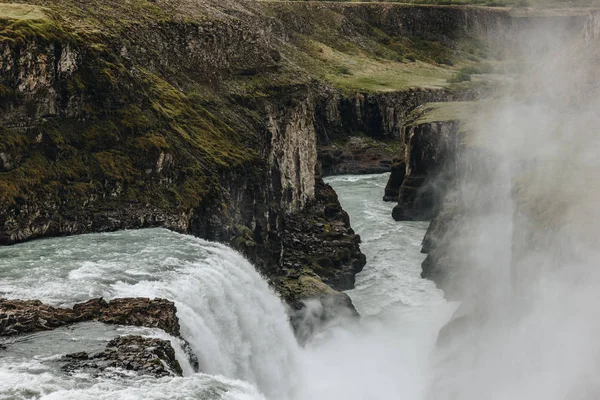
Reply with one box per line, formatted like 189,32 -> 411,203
0,297 -> 179,336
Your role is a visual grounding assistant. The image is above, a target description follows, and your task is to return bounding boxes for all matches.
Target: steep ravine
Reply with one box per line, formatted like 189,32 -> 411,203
0,0 -> 589,319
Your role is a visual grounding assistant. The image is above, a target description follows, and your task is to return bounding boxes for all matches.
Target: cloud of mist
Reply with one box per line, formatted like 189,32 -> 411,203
296,305 -> 456,400
427,11 -> 600,400
285,12 -> 600,400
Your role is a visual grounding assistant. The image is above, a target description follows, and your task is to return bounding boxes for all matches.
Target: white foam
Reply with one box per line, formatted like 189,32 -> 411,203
0,229 -> 300,399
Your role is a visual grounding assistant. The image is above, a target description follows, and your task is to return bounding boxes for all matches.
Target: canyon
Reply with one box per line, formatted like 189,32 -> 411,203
0,0 -> 588,311
1,2 -> 599,397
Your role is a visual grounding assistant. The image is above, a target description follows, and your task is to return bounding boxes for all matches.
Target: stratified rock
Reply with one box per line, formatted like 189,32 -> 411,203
0,299 -> 78,336
62,335 -> 183,378
0,298 -> 179,337
98,298 -> 180,337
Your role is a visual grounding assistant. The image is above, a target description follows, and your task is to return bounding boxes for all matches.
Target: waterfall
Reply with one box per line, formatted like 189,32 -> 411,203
0,229 -> 300,399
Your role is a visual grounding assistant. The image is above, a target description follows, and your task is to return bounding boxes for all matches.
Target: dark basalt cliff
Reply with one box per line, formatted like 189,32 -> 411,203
317,88 -> 484,176
390,120 -> 461,221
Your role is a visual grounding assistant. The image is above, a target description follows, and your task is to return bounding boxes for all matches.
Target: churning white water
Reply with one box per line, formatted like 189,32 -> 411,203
295,174 -> 456,400
326,174 -> 448,316
0,173 -> 454,400
0,229 -> 298,400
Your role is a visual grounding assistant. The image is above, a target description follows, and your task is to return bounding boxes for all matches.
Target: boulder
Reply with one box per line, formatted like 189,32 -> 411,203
62,335 -> 183,378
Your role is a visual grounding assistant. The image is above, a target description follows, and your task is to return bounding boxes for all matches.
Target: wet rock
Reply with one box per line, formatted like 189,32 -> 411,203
0,298 -> 179,337
98,298 -> 180,337
271,178 -> 365,336
0,299 -> 78,336
383,160 -> 407,202
289,288 -> 358,345
62,335 -> 183,378
278,179 -> 366,297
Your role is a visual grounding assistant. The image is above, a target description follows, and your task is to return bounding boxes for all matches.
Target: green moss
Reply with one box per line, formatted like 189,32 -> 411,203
93,151 -> 139,182
0,18 -> 260,212
0,180 -> 18,203
0,4 -> 49,20
0,17 -> 76,45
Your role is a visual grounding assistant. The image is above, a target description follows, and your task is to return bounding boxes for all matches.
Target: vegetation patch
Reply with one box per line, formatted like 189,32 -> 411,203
0,4 -> 48,21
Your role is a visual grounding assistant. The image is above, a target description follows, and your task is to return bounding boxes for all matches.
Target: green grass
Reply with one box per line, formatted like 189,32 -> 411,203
280,30 -> 494,93
0,4 -> 48,20
413,101 -> 479,124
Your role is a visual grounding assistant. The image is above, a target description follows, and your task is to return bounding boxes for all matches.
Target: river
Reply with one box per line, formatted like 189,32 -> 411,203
0,173 -> 455,400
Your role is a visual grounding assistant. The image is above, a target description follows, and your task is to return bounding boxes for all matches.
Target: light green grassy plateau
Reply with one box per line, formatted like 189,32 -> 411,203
0,4 -> 48,20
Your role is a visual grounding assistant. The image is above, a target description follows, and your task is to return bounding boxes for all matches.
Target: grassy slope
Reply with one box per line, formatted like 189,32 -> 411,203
262,3 -> 496,93
0,4 -> 48,19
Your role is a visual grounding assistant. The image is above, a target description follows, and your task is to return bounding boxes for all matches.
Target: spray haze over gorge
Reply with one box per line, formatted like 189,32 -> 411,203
1,0 -> 600,399
425,14 -> 600,399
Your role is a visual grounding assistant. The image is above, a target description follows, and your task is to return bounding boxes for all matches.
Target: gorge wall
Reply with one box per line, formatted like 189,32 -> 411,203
394,9 -> 600,305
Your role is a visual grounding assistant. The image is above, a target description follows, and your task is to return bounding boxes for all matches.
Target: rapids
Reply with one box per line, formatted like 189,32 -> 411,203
0,173 -> 455,400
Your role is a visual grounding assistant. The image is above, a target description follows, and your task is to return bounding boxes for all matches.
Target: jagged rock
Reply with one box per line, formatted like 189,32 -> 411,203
0,298 -> 179,337
268,177 -> 365,336
391,120 -> 461,221
62,335 -> 183,378
383,160 -> 407,202
95,298 -> 180,337
0,299 -> 79,336
278,178 -> 366,297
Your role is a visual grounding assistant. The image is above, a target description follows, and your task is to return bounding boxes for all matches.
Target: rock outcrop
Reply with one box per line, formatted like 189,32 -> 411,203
63,335 -> 183,378
272,177 -> 365,316
389,120 -> 462,221
0,297 -> 179,336
316,88 -> 484,177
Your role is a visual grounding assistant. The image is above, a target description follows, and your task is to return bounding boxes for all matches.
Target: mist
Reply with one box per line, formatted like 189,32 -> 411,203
293,11 -> 600,400
427,11 -> 600,400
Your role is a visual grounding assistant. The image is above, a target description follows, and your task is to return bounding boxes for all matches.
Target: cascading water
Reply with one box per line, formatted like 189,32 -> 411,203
0,174 -> 455,400
0,229 -> 299,400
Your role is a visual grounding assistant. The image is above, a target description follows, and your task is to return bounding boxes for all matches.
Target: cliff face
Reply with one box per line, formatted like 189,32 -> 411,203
390,120 -> 461,221
316,88 -> 483,176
